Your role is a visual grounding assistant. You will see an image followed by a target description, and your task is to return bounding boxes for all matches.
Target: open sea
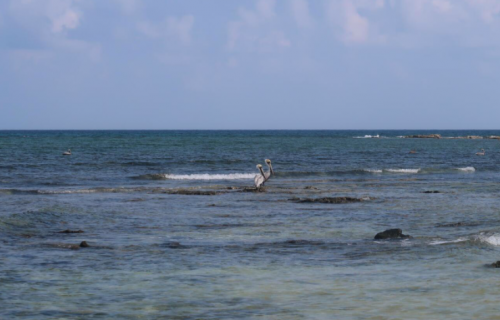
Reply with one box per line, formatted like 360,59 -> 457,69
2,130 -> 500,320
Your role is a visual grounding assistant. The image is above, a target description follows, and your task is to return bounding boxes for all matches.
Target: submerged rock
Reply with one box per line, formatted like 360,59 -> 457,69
291,197 -> 365,204
374,229 -> 411,240
58,229 -> 84,233
163,241 -> 182,248
49,241 -> 90,250
405,134 -> 441,139
167,190 -> 219,196
304,186 -> 318,190
242,187 -> 265,193
423,191 -> 440,194
492,261 -> 500,268
436,221 -> 480,228
79,241 -> 89,248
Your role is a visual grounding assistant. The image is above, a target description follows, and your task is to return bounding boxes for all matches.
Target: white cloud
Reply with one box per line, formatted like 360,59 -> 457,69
8,0 -> 100,61
326,0 -> 385,44
227,0 -> 291,52
466,0 -> 500,23
138,15 -> 194,45
166,15 -> 194,45
291,0 -> 313,28
113,0 -> 141,15
9,0 -> 82,33
256,0 -> 276,19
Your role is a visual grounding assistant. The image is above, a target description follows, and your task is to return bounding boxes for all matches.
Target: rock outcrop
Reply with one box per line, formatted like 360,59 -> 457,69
405,134 -> 441,139
374,229 -> 411,240
291,197 -> 366,204
58,229 -> 84,233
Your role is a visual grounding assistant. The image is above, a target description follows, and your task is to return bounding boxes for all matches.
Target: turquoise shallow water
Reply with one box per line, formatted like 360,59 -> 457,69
1,130 -> 500,319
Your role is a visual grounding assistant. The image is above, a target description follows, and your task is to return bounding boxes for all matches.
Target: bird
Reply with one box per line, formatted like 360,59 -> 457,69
409,150 -> 417,154
254,164 -> 266,190
62,149 -> 71,156
264,159 -> 274,180
476,149 -> 485,156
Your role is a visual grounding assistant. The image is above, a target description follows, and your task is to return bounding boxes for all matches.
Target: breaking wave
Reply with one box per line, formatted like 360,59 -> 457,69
385,169 -> 421,174
475,233 -> 500,246
354,134 -> 380,139
457,167 -> 476,172
364,169 -> 383,173
364,168 -> 420,174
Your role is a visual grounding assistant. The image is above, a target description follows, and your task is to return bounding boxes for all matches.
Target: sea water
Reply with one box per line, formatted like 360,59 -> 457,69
1,130 -> 500,319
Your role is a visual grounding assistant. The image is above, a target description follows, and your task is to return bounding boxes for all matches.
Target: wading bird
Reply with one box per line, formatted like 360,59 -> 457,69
264,159 -> 274,180
254,164 -> 266,190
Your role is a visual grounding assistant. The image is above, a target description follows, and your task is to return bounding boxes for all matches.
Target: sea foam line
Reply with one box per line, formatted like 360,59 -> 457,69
164,173 -> 255,180
385,168 -> 421,173
475,233 -> 500,246
457,167 -> 476,172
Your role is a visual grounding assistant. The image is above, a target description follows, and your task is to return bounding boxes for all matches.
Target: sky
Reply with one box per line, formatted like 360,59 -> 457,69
1,0 -> 500,130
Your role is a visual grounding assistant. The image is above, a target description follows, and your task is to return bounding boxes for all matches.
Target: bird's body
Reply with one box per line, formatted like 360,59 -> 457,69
409,150 -> 417,154
254,164 -> 266,189
62,149 -> 71,156
476,149 -> 485,156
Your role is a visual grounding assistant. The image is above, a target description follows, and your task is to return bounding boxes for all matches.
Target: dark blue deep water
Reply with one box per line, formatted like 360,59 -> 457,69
2,130 -> 500,319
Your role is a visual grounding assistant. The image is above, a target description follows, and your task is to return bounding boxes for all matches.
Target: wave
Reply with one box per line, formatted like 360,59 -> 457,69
475,233 -> 500,246
430,233 -> 500,247
429,238 -> 468,245
457,167 -> 475,172
385,168 -> 421,174
133,173 -> 255,180
364,169 -> 383,173
354,134 -> 380,139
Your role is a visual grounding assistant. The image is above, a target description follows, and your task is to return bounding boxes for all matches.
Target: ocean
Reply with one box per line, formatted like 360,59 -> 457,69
1,130 -> 500,319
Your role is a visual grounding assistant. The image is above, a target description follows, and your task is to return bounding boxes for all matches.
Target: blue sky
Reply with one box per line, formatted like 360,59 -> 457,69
1,0 -> 500,129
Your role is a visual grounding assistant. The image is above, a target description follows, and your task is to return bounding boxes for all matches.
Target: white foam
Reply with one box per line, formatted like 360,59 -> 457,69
457,167 -> 476,172
364,169 -> 383,173
354,134 -> 380,139
385,168 -> 421,174
476,233 -> 500,246
429,238 -> 468,245
164,173 -> 255,180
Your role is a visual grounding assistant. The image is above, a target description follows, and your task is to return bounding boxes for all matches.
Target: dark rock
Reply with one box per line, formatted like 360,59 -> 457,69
423,191 -> 440,194
304,186 -> 318,190
207,204 -> 216,207
242,187 -> 265,192
436,221 -> 480,228
284,240 -> 323,245
374,228 -> 411,240
164,241 -> 182,248
492,261 -> 500,268
292,197 -> 365,204
80,241 -> 89,247
167,190 -> 219,196
58,229 -> 84,233
126,198 -> 145,202
405,134 -> 441,139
